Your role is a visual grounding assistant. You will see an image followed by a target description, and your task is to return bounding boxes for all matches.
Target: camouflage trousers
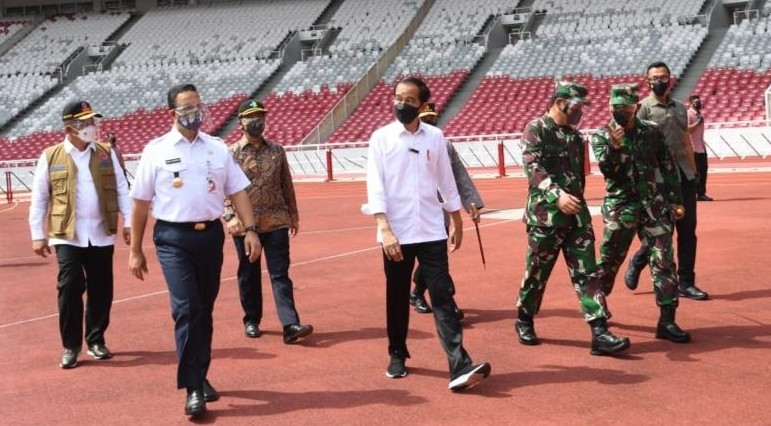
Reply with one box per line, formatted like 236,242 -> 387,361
517,224 -> 609,322
598,215 -> 679,306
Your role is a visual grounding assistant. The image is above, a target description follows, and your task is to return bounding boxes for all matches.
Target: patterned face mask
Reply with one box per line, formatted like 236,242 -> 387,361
174,104 -> 207,131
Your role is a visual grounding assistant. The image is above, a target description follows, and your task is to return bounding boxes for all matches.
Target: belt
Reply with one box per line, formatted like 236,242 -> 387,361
156,219 -> 220,231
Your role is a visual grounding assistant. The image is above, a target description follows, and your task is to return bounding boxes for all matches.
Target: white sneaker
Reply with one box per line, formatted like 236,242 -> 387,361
448,362 -> 491,391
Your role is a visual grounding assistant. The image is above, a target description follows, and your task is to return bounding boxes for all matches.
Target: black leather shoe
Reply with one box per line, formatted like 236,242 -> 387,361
409,292 -> 432,314
455,307 -> 465,322
697,195 -> 714,201
283,323 -> 313,344
87,343 -> 113,360
515,319 -> 539,345
679,284 -> 709,300
656,322 -> 691,343
203,379 -> 220,402
184,389 -> 206,417
60,348 -> 79,369
244,322 -> 261,338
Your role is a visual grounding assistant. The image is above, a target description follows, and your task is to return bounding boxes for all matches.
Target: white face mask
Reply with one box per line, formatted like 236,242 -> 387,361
77,125 -> 97,143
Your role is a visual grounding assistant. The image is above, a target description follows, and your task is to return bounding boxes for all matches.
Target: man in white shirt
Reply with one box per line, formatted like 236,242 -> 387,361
365,76 -> 491,391
128,84 -> 260,418
29,100 -> 132,369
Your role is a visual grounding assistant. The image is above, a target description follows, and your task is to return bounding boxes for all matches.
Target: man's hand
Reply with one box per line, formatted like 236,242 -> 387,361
380,228 -> 402,261
557,193 -> 582,215
470,203 -> 481,224
449,211 -> 463,252
608,124 -> 624,149
289,222 -> 299,237
129,250 -> 148,281
32,239 -> 51,258
243,232 -> 262,262
227,217 -> 243,236
122,227 -> 131,245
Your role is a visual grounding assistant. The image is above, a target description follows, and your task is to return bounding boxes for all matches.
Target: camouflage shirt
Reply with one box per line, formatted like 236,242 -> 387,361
521,113 -> 590,228
591,119 -> 683,222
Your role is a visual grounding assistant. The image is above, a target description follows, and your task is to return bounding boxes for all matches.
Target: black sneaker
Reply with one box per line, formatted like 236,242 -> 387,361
87,343 -> 113,360
385,356 -> 407,378
449,362 -> 491,391
409,292 -> 432,314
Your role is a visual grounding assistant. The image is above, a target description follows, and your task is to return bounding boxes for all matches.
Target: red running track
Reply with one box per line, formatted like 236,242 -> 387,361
1,172 -> 770,425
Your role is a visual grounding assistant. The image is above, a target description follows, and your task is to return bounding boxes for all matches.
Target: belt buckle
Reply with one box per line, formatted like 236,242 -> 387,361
194,222 -> 206,231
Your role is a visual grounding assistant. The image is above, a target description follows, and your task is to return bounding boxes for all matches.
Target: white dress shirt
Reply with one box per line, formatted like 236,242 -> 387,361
130,127 -> 249,222
366,120 -> 461,245
29,137 -> 133,247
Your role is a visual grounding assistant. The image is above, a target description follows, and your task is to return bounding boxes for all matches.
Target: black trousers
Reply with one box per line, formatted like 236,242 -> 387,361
233,229 -> 300,328
631,170 -> 698,285
695,152 -> 708,197
55,244 -> 114,350
154,220 -> 224,390
384,239 -> 471,378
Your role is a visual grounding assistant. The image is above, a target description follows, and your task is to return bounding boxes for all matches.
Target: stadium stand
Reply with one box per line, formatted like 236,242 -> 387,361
328,0 -> 514,143
0,1 -> 329,159
690,15 -> 771,124
444,0 -> 709,136
221,0 -> 428,145
1,0 -> 770,165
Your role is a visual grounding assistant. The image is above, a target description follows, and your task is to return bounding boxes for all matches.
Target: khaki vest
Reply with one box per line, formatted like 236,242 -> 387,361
45,141 -> 119,240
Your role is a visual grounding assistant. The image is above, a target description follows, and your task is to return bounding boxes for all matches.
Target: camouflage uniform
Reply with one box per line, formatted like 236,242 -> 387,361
518,108 -> 608,322
591,85 -> 683,307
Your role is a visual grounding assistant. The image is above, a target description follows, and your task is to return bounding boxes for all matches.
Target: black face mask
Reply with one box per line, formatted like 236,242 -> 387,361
692,101 -> 702,110
561,102 -> 583,126
395,103 -> 419,125
612,110 -> 634,128
650,81 -> 668,96
245,119 -> 264,138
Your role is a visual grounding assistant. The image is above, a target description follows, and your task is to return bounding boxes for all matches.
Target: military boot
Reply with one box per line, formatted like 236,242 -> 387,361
589,318 -> 631,356
624,257 -> 645,291
656,305 -> 691,343
515,310 -> 539,345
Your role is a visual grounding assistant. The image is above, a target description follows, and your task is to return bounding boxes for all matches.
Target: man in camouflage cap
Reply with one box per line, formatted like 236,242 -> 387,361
590,83 -> 691,343
515,81 -> 630,356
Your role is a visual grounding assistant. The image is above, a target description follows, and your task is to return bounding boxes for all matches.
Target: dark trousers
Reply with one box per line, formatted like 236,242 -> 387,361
631,170 -> 698,285
384,239 -> 472,378
695,152 -> 708,197
55,244 -> 114,350
233,229 -> 300,328
154,221 -> 224,390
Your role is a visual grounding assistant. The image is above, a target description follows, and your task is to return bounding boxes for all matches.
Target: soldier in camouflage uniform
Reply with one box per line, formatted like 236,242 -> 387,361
591,84 -> 690,343
516,81 -> 630,356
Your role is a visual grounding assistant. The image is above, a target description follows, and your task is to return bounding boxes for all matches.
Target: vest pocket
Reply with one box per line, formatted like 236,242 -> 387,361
50,171 -> 69,205
49,203 -> 68,236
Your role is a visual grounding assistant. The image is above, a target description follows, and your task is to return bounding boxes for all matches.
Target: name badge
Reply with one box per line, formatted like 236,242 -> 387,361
165,158 -> 181,164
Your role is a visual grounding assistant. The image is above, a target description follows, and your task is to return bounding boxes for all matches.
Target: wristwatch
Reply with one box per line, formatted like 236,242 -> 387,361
244,225 -> 258,234
223,213 -> 235,221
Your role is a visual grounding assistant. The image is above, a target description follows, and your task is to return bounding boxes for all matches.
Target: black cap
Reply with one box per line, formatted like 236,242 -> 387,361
237,99 -> 267,117
61,100 -> 102,121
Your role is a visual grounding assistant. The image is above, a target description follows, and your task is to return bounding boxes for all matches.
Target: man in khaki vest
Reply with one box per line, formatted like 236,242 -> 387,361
29,100 -> 132,369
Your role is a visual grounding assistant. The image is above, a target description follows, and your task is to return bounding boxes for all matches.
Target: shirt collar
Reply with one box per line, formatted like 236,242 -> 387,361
63,136 -> 95,154
169,126 -> 205,145
394,120 -> 426,136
